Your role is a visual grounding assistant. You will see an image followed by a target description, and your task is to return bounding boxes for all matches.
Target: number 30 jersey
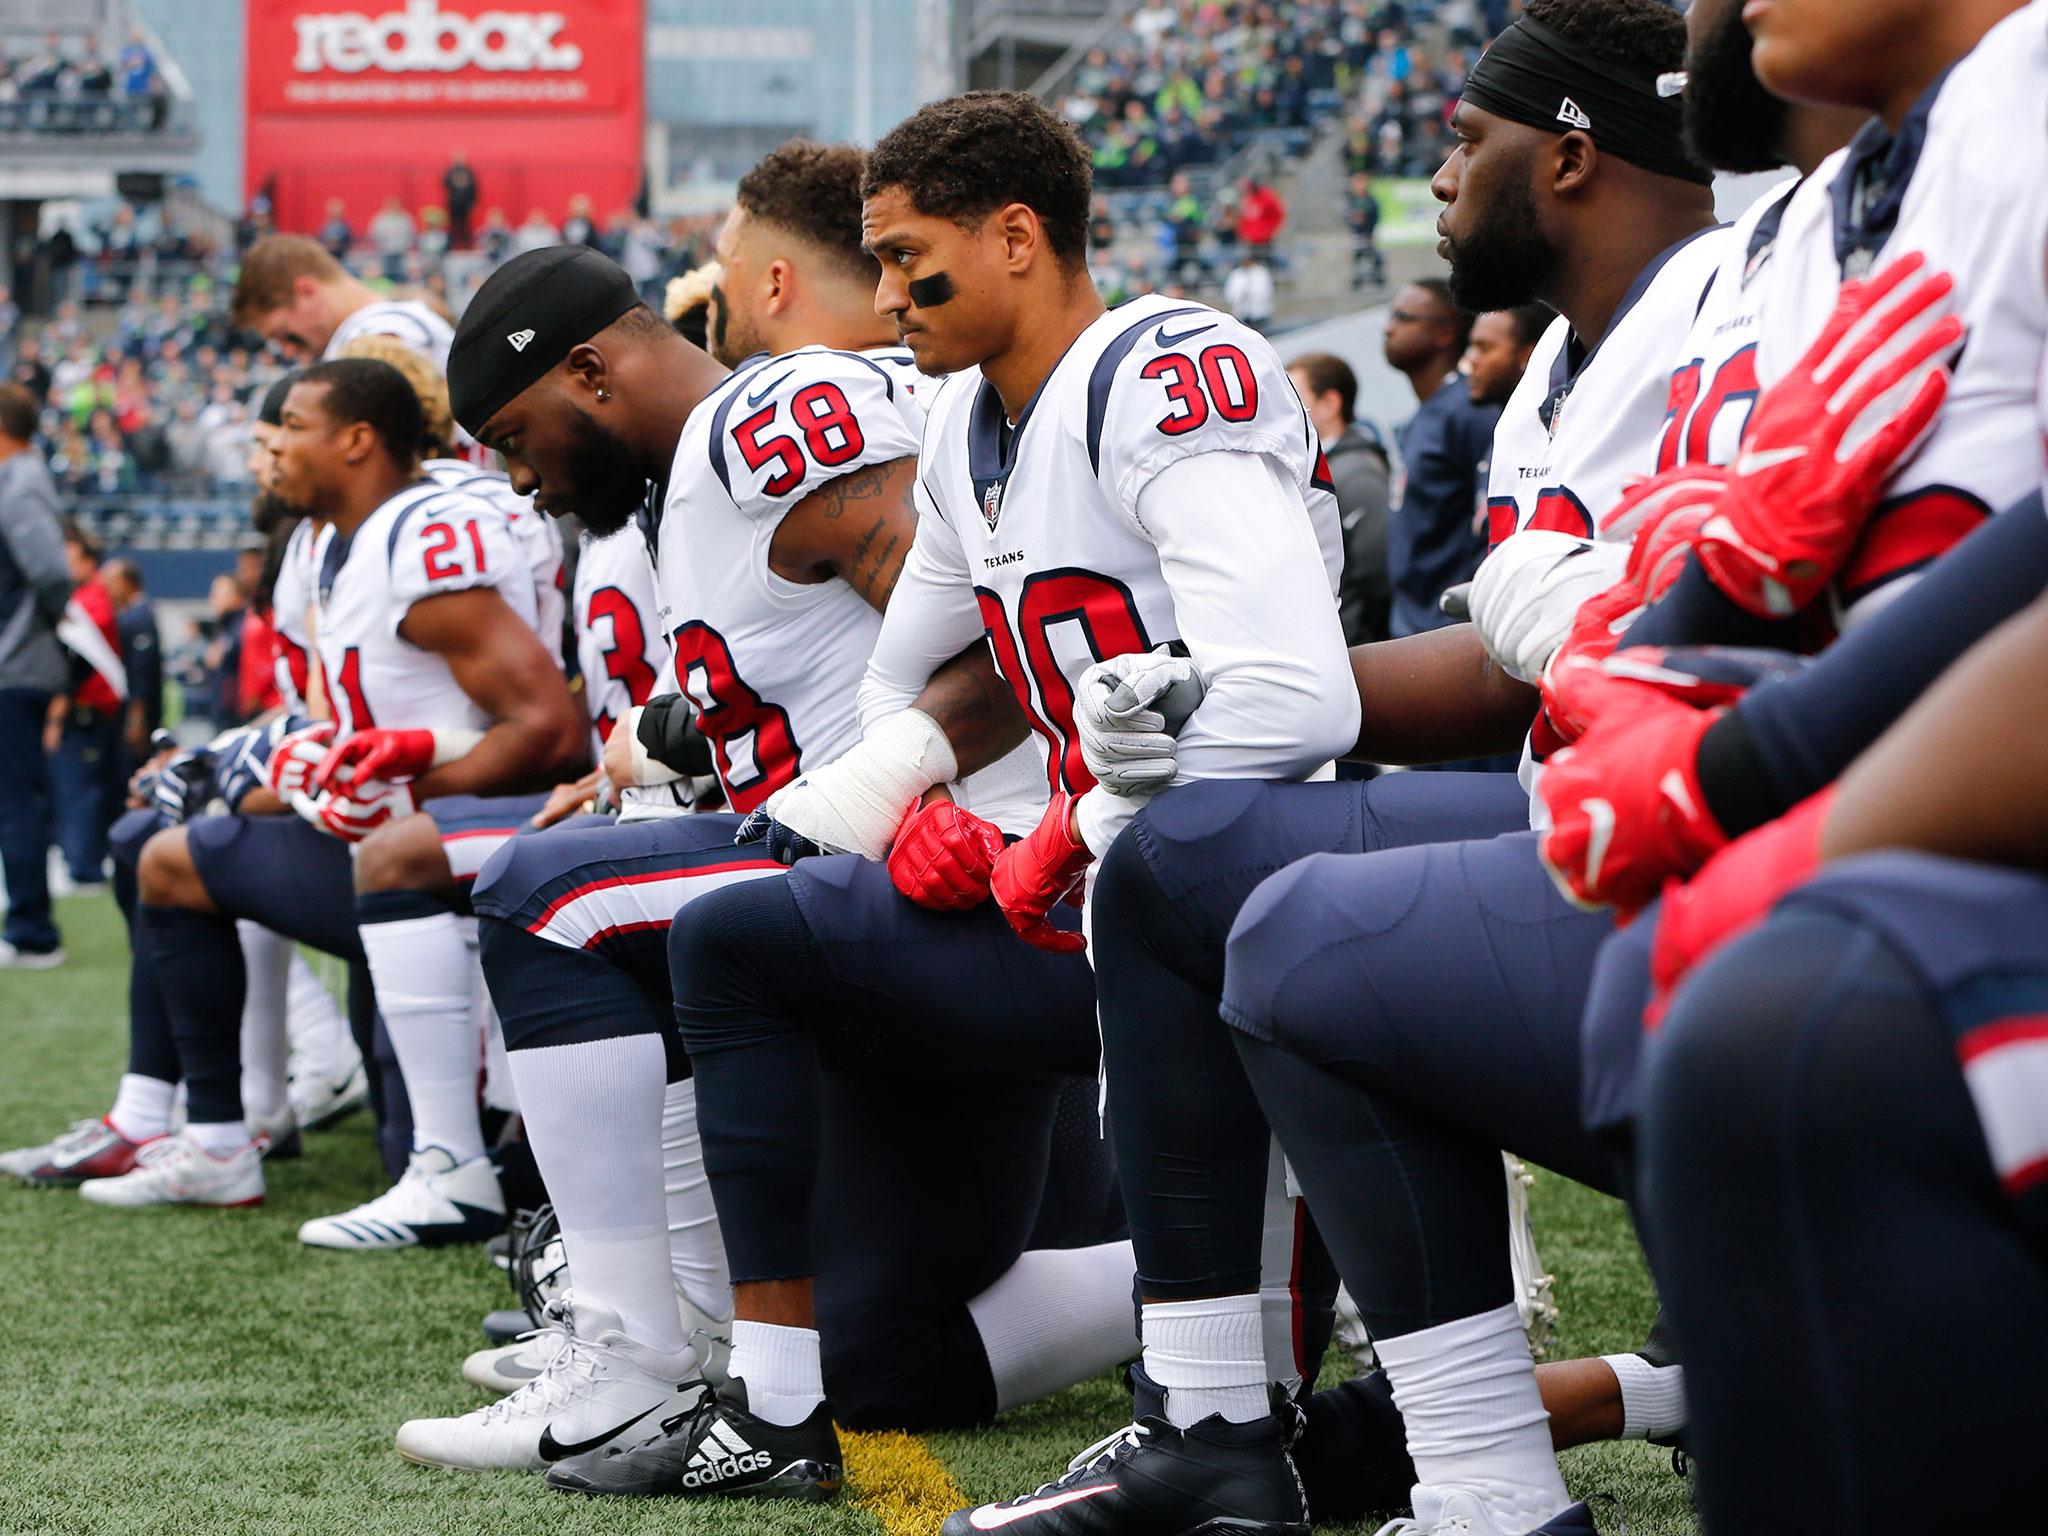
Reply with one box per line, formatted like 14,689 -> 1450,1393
884,294 -> 1349,810
573,522 -> 663,751
310,481 -> 539,735
655,345 -> 926,812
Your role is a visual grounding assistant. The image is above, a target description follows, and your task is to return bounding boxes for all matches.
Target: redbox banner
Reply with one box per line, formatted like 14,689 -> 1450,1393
245,0 -> 644,233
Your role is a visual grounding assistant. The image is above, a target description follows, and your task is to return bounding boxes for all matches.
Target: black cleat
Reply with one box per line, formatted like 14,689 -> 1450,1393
940,1411 -> 1308,1536
544,1377 -> 842,1501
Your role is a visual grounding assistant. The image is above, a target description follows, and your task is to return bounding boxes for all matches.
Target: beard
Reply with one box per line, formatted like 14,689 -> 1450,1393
558,406 -> 650,538
248,488 -> 295,535
1444,172 -> 1558,316
1683,1 -> 1790,174
709,284 -> 763,369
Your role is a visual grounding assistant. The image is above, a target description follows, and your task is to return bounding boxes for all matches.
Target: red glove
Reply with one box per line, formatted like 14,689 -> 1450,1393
1537,671 -> 1728,918
1696,252 -> 1962,617
313,728 -> 438,794
888,798 -> 1005,911
989,792 -> 1092,954
1540,468 -> 1725,747
1645,788 -> 1835,1027
267,720 -> 335,800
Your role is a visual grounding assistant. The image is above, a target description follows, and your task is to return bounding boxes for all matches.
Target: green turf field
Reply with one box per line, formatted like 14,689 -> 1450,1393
1,895 -> 1700,1536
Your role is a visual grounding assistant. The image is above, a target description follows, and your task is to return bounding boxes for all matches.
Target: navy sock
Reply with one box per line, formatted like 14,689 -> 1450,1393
143,904 -> 247,1125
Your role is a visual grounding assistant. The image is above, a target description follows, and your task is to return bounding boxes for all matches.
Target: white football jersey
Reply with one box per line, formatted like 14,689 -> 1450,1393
270,517 -> 319,715
309,481 -> 538,735
654,345 -> 925,812
893,294 -> 1347,806
1652,179 -> 1800,474
573,523 -> 664,750
1487,227 -> 1728,545
425,457 -> 566,659
325,298 -> 456,369
1756,0 -> 2048,620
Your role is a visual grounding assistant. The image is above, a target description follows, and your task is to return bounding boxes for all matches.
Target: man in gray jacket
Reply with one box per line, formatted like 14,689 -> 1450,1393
0,382 -> 72,965
1288,352 -> 1393,644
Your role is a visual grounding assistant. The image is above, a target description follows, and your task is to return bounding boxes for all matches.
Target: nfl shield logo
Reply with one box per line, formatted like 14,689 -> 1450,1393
981,479 -> 1004,531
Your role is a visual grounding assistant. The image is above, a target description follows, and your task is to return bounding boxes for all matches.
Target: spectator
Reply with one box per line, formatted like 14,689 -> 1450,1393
1381,279 -> 1496,639
202,571 -> 247,726
368,196 -> 415,282
512,207 -> 561,254
1347,171 -> 1386,289
73,37 -> 113,95
317,198 -> 353,260
1222,248 -> 1274,330
417,205 -> 450,268
118,27 -> 155,97
0,381 -> 69,965
442,152 -> 479,249
233,537 -> 281,722
48,520 -> 125,891
1236,175 -> 1287,251
101,555 -> 160,763
1461,303 -> 1552,408
562,194 -> 598,249
1288,351 -> 1393,646
477,207 -> 513,264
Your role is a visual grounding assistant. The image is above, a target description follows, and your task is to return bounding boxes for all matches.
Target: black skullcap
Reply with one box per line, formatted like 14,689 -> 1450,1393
1461,17 -> 1711,186
447,246 -> 643,436
258,373 -> 296,427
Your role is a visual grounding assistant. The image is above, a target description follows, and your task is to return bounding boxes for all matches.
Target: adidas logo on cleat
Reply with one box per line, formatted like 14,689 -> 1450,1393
683,1420 -> 771,1486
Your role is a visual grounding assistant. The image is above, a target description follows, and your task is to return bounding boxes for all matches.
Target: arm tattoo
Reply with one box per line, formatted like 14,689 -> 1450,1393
814,463 -> 890,519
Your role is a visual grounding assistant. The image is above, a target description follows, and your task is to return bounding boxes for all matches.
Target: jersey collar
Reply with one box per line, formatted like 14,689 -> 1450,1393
1829,63 -> 1953,277
1540,223 -> 1722,434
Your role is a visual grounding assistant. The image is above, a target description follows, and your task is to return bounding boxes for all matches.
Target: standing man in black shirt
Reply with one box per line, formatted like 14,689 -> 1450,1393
1383,278 -> 1497,637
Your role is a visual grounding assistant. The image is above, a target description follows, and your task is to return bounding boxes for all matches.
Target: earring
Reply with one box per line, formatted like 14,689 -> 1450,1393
596,387 -> 610,402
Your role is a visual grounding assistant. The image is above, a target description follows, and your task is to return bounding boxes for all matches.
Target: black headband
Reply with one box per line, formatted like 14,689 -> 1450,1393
448,245 -> 643,436
1460,17 -> 1710,186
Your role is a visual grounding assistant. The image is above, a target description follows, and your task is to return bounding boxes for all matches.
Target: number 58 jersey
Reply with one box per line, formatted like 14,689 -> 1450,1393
655,345 -> 926,813
311,481 -> 539,734
904,294 -> 1344,798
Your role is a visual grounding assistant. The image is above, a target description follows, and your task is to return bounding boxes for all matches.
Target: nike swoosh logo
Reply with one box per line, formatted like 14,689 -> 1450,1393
745,369 -> 794,408
537,1403 -> 662,1462
1581,798 -> 1616,893
1732,444 -> 1805,476
1659,768 -> 1700,824
1155,321 -> 1214,347
969,1485 -> 1119,1530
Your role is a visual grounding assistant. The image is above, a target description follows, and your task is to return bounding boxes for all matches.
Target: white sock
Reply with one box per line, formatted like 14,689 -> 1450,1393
1376,1302 -> 1572,1533
510,1035 -> 685,1354
480,998 -> 518,1114
969,1241 -> 1139,1412
109,1072 -> 176,1142
1603,1352 -> 1688,1442
360,912 -> 485,1162
661,1078 -> 733,1322
186,1119 -> 249,1156
284,952 -> 357,1081
731,1319 -> 824,1427
1142,1292 -> 1269,1428
237,923 -> 292,1124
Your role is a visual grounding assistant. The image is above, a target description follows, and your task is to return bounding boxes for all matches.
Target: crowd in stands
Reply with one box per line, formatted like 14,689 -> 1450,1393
0,27 -> 168,135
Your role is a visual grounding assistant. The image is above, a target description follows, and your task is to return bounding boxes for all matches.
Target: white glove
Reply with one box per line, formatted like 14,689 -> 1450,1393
756,708 -> 958,862
1467,531 -> 1628,684
290,778 -> 416,843
1074,646 -> 1207,796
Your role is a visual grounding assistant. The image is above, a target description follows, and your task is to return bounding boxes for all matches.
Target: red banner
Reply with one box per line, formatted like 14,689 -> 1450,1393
245,0 -> 644,235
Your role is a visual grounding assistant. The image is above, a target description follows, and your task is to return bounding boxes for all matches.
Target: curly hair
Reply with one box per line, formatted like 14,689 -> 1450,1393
862,91 -> 1093,265
736,140 -> 873,285
1522,0 -> 1689,74
338,333 -> 453,454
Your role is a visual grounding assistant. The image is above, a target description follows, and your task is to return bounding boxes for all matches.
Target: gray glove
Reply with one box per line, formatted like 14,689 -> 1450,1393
1074,644 -> 1206,795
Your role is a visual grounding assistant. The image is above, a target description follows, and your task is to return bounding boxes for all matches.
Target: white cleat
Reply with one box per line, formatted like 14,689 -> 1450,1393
77,1132 -> 264,1209
299,1145 -> 505,1251
398,1294 -> 705,1471
289,1061 -> 370,1131
1374,1487 -> 1594,1536
464,1331 -> 564,1395
0,940 -> 64,970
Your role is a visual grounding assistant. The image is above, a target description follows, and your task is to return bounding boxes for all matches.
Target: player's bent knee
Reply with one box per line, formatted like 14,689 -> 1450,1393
822,1308 -> 997,1432
352,811 -> 453,895
667,878 -> 804,1046
136,823 -> 208,910
110,807 -> 169,873
1220,851 -> 1352,1052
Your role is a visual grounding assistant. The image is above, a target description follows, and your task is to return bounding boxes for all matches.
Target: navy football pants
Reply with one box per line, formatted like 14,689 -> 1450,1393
1642,854 -> 2048,1532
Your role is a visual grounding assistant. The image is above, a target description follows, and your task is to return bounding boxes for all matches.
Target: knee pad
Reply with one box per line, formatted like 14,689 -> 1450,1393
667,877 -> 813,1051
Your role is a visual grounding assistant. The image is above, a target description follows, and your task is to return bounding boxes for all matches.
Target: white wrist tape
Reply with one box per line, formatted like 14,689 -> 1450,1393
429,728 -> 486,769
621,706 -> 685,785
761,708 -> 959,861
